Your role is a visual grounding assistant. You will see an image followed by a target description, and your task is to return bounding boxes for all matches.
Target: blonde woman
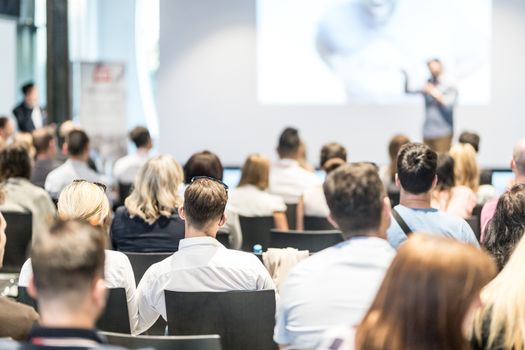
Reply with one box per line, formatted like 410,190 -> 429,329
472,233 -> 525,349
18,181 -> 139,335
449,143 -> 480,194
111,155 -> 185,252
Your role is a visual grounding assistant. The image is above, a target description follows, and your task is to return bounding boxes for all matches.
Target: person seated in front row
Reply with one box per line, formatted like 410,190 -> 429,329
18,181 -> 139,335
387,142 -> 479,249
111,155 -> 185,253
113,126 -> 153,186
135,177 -> 276,334
0,220 -> 134,349
30,127 -> 62,188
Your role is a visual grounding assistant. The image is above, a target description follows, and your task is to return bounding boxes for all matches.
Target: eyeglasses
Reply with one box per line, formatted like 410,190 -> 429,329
190,176 -> 229,191
72,179 -> 107,192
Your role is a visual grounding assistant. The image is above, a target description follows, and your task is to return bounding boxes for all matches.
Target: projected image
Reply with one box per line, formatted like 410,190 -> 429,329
257,0 -> 491,105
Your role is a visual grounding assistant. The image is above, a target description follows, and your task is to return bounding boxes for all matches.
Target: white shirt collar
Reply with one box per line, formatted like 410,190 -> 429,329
178,236 -> 223,250
274,158 -> 300,168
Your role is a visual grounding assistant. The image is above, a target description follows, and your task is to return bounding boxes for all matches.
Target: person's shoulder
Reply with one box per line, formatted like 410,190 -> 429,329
0,296 -> 38,322
0,338 -> 21,350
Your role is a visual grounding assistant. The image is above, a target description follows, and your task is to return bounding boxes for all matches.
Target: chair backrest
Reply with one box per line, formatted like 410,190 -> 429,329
216,230 -> 231,249
238,216 -> 274,252
270,229 -> 343,252
165,290 -> 277,350
285,203 -> 297,230
118,183 -> 134,206
18,287 -> 131,334
387,190 -> 400,207
1,212 -> 32,273
466,216 -> 481,242
101,331 -> 222,350
303,216 -> 335,231
123,252 -> 173,285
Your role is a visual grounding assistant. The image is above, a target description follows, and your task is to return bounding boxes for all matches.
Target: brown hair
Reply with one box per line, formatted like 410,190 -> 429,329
0,144 -> 32,181
323,163 -> 384,237
32,127 -> 55,155
183,151 -> 223,184
450,143 -> 480,192
388,135 -> 410,182
31,220 -> 106,305
184,177 -> 228,229
356,234 -> 496,350
238,154 -> 270,191
320,143 -> 347,174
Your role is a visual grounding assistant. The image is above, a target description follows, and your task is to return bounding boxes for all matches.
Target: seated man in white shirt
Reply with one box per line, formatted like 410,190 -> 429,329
45,129 -> 107,199
135,176 -> 277,334
269,127 -> 321,204
113,126 -> 152,185
274,163 -> 396,349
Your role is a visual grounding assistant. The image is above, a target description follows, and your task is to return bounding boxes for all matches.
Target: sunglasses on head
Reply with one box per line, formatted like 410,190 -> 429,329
72,179 -> 107,192
190,176 -> 229,191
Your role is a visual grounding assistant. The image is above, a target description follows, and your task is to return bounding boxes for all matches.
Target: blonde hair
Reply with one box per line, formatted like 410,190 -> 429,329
474,234 -> 525,349
449,143 -> 479,192
125,155 -> 183,224
57,181 -> 110,229
238,154 -> 270,191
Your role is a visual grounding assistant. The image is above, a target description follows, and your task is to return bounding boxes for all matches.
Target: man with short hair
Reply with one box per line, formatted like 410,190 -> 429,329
44,129 -> 107,199
12,82 -> 46,132
113,126 -> 153,184
387,143 -> 478,249
269,127 -> 321,204
274,163 -> 396,349
135,177 -> 276,334
480,139 -> 525,241
31,127 -> 61,188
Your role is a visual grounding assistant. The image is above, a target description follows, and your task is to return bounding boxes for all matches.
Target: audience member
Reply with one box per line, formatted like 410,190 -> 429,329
483,184 -> 525,271
181,150 -> 223,196
432,153 -> 476,218
319,235 -> 495,350
45,129 -> 107,199
0,144 -> 56,242
481,139 -> 525,239
449,143 -> 480,195
0,210 -> 39,340
225,154 -> 288,248
12,82 -> 46,132
459,131 -> 481,153
0,116 -> 14,147
472,233 -> 525,350
135,177 -> 276,334
13,132 -> 36,159
269,127 -> 321,204
380,134 -> 410,192
113,126 -> 153,185
387,143 -> 478,249
274,163 -> 395,349
18,181 -> 139,334
30,127 -> 61,188
111,155 -> 185,252
296,143 -> 347,229
0,220 -> 131,349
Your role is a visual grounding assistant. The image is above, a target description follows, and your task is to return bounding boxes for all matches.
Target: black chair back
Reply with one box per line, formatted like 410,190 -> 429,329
387,190 -> 400,207
123,252 -> 173,285
239,216 -> 274,252
101,331 -> 222,350
1,212 -> 32,273
118,183 -> 133,206
216,230 -> 231,249
303,216 -> 335,231
18,287 -> 131,334
466,216 -> 481,242
270,229 -> 343,252
285,203 -> 297,230
165,290 -> 277,350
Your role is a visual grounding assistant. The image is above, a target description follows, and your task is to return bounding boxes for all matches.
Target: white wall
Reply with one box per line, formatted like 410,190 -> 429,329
0,18 -> 16,117
158,0 -> 525,167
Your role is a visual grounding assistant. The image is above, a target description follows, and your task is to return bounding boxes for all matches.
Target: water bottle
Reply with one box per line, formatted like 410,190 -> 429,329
253,244 -> 263,254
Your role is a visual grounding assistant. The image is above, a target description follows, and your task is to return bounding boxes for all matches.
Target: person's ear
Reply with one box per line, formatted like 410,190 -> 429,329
92,278 -> 107,315
28,275 -> 38,299
381,196 -> 392,231
178,207 -> 186,221
327,213 -> 340,230
511,159 -> 517,173
395,173 -> 400,188
431,175 -> 438,189
218,213 -> 227,227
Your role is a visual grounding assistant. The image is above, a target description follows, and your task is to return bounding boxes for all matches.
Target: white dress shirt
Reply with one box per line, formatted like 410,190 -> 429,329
269,159 -> 322,204
274,236 -> 395,349
302,185 -> 330,217
18,250 -> 139,335
31,107 -> 43,129
112,150 -> 150,184
135,236 -> 277,334
44,159 -> 108,199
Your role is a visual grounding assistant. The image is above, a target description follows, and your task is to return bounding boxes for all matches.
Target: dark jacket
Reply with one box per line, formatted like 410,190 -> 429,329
12,102 -> 46,132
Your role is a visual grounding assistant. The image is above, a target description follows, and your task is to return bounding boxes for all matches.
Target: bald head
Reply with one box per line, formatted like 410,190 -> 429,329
513,139 -> 525,175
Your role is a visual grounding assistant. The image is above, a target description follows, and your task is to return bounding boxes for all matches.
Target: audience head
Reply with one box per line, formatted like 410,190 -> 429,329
239,154 -> 271,191
511,139 -> 525,179
449,143 -> 479,192
387,134 -> 411,182
435,153 -> 455,192
13,132 -> 36,158
32,127 -> 57,158
125,155 -> 184,224
483,184 -> 525,271
180,177 -> 228,234
0,116 -> 14,141
66,129 -> 90,160
427,58 -> 443,79
57,181 -> 110,231
58,120 -> 81,149
0,144 -> 32,181
277,127 -> 301,159
356,234 -> 496,350
323,163 -> 389,238
22,82 -> 38,108
129,126 -> 152,150
396,143 -> 437,195
28,220 -> 106,325
183,150 -> 223,184
320,143 -> 347,174
459,131 -> 480,153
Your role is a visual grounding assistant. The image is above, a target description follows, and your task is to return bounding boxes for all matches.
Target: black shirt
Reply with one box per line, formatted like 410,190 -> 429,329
110,206 -> 185,253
